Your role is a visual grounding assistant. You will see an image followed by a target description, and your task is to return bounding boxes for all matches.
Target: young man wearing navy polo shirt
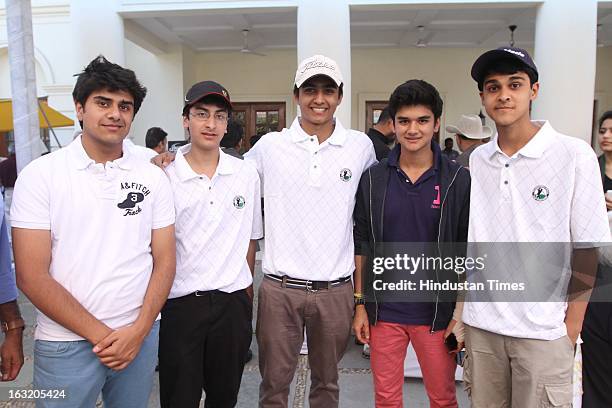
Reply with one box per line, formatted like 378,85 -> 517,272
353,80 -> 470,407
463,48 -> 610,407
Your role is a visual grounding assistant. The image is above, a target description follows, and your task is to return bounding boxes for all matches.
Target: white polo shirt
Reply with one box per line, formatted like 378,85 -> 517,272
245,118 -> 377,281
463,121 -> 611,340
10,136 -> 175,341
165,145 -> 263,298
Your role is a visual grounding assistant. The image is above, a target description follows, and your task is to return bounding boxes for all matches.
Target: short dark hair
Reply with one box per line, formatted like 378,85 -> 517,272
376,107 -> 392,124
445,137 -> 453,143
221,119 -> 244,149
73,55 -> 147,128
477,57 -> 538,91
182,94 -> 231,118
145,127 -> 167,149
388,80 -> 443,121
599,110 -> 612,129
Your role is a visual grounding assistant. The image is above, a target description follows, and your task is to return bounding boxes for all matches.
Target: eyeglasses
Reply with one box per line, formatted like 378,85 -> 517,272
189,111 -> 228,123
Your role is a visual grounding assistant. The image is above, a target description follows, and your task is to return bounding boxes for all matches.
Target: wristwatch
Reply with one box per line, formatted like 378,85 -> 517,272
1,318 -> 25,333
354,297 -> 366,306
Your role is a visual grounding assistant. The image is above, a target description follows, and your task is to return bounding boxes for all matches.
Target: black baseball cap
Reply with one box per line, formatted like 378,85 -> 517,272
471,47 -> 538,85
183,80 -> 231,114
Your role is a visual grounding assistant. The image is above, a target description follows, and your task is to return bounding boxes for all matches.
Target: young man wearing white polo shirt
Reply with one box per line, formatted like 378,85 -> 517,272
462,47 -> 610,407
244,55 -> 377,408
158,81 -> 262,407
10,56 -> 176,407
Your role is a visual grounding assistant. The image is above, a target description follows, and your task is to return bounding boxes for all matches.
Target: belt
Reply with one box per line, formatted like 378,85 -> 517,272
265,274 -> 351,292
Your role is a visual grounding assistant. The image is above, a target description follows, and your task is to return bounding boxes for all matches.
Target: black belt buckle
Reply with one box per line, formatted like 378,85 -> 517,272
306,280 -> 331,292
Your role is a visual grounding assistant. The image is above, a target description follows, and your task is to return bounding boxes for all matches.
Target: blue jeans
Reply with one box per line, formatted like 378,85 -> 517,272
33,320 -> 159,408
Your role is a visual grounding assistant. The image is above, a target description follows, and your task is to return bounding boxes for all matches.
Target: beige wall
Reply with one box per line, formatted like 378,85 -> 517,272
158,45 -> 612,145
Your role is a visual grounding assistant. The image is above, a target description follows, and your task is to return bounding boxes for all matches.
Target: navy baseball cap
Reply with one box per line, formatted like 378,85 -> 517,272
471,47 -> 538,85
183,80 -> 231,114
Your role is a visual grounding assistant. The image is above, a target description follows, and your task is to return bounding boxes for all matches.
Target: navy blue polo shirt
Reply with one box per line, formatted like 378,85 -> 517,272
378,144 -> 441,325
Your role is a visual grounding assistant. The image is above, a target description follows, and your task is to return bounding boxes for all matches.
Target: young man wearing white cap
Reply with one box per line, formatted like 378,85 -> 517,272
245,55 -> 377,407
445,114 -> 492,168
159,81 -> 262,407
463,47 -> 610,407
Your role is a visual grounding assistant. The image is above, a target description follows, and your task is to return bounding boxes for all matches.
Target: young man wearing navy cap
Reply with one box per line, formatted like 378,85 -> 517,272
158,81 -> 263,407
462,47 -> 610,407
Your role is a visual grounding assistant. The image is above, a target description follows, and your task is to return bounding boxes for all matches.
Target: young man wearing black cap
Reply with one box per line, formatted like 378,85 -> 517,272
462,47 -> 610,407
158,81 -> 263,407
245,55 -> 377,407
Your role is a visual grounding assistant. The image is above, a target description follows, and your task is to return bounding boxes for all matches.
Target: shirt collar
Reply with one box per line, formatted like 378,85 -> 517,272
174,144 -> 236,182
387,141 -> 440,173
289,117 -> 348,146
485,120 -> 553,159
68,134 -> 133,170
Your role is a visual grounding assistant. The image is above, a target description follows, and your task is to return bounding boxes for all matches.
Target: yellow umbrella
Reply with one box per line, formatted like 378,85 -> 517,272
0,98 -> 74,133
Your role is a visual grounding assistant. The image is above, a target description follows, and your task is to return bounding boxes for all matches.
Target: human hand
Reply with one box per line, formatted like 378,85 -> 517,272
0,330 -> 24,381
151,151 -> 176,169
352,306 -> 370,345
93,324 -> 149,371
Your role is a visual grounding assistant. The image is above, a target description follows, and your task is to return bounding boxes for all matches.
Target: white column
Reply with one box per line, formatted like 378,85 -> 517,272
297,0 -> 352,127
6,0 -> 42,172
70,0 -> 125,68
532,0 -> 597,142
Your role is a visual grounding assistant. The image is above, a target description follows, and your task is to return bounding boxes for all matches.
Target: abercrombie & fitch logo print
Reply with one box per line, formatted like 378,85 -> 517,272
117,182 -> 150,216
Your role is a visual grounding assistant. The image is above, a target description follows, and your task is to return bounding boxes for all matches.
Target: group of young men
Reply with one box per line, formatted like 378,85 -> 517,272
0,44 -> 609,408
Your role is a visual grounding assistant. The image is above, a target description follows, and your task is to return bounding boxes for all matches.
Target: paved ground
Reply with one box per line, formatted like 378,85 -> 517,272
0,257 -> 470,407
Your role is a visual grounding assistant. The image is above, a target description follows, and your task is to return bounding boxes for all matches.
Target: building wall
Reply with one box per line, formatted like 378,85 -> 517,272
189,46 -> 612,142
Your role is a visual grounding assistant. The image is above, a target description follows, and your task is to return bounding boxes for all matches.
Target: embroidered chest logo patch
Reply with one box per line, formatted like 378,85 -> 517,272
118,182 -> 150,216
233,195 -> 246,209
532,185 -> 549,202
340,168 -> 352,182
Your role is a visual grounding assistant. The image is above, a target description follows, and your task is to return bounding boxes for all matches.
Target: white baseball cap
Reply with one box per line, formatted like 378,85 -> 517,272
446,114 -> 493,140
294,55 -> 344,88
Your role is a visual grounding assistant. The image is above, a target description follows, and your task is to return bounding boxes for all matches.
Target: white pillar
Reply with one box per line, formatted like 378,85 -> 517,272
297,0 -> 351,127
70,0 -> 125,68
532,0 -> 597,142
6,0 -> 42,172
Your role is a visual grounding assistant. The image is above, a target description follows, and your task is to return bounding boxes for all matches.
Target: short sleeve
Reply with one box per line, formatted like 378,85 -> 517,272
250,170 -> 264,240
151,168 -> 175,230
570,146 -> 611,247
244,141 -> 264,193
10,159 -> 51,230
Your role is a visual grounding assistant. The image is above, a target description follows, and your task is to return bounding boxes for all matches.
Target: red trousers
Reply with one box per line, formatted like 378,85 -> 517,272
370,322 -> 458,408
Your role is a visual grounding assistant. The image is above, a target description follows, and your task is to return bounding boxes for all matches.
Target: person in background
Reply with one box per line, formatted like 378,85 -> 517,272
0,194 -> 24,382
582,110 -> 612,408
221,119 -> 244,159
145,127 -> 168,155
445,114 -> 492,168
367,107 -> 395,160
441,137 -> 459,161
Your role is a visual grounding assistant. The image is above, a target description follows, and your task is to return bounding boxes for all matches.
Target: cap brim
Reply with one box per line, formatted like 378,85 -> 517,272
471,49 -> 526,83
184,92 -> 232,113
295,73 -> 343,88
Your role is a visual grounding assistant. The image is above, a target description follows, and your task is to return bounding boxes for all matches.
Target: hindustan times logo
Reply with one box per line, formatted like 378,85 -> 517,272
372,254 -> 486,275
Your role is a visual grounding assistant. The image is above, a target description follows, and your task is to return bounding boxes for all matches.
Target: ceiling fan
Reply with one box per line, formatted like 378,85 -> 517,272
240,29 -> 266,57
415,25 -> 434,48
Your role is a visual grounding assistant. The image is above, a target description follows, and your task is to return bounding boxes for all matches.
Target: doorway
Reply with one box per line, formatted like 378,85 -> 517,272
232,102 -> 286,151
